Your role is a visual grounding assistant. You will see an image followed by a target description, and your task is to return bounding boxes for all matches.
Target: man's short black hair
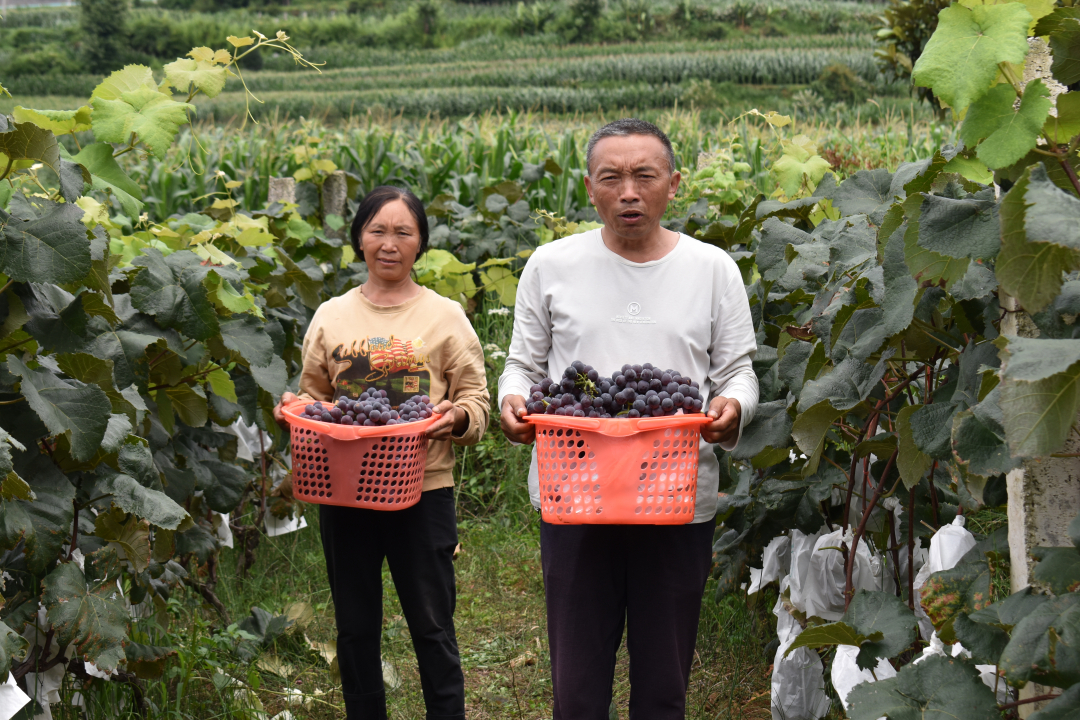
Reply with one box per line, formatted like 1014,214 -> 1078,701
349,185 -> 429,263
585,118 -> 676,176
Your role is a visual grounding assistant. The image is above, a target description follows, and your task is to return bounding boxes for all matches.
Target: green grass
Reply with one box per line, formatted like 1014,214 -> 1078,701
204,508 -> 776,720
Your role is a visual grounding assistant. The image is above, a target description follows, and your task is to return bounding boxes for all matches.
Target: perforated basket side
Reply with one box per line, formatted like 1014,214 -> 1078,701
536,425 -> 700,524
291,425 -> 336,502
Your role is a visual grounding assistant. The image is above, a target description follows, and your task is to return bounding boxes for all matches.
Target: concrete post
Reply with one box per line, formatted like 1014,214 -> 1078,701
1001,38 -> 1078,718
322,171 -> 349,242
267,177 -> 296,205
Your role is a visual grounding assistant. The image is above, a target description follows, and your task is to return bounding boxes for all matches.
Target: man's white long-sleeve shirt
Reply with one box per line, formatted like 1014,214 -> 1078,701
498,228 -> 760,523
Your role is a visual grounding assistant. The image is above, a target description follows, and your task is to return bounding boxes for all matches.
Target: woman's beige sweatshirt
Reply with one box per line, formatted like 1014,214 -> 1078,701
298,286 -> 490,491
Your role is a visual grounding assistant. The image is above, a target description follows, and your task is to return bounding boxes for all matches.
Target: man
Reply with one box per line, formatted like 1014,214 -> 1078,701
498,118 -> 759,719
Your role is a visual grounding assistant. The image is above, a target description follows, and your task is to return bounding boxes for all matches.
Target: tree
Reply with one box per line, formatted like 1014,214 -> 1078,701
80,0 -> 130,75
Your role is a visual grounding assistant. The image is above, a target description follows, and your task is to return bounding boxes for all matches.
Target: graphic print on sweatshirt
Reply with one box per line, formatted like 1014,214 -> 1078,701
330,335 -> 431,406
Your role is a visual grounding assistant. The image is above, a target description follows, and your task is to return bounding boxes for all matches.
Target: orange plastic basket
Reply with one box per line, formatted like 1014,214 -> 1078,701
283,400 -> 440,510
525,414 -> 711,525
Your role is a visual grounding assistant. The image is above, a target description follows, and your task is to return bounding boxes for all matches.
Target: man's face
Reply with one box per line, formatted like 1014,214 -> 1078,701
584,134 -> 681,243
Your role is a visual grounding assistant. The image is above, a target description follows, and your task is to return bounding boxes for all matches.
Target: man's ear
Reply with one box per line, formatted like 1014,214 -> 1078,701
668,170 -> 681,201
583,174 -> 595,204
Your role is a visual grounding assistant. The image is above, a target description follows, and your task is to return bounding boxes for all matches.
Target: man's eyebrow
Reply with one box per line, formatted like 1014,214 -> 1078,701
594,161 -> 663,174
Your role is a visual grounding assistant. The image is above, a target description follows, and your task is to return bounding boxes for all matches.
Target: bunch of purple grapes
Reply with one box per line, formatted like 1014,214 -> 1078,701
298,389 -> 436,426
524,361 -> 704,418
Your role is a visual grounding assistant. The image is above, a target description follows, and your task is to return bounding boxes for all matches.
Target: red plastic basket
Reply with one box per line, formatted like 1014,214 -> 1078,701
283,400 -> 440,510
525,414 -> 711,525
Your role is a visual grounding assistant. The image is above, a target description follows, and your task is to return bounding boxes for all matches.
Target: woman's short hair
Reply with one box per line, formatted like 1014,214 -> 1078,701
349,185 -> 429,263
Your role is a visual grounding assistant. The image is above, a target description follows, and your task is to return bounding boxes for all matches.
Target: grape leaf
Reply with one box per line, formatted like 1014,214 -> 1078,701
21,462 -> 75,577
250,355 -> 287,396
897,405 -> 933,490
1031,545 -> 1080,594
797,353 -> 891,413
790,400 -> 843,475
94,471 -> 191,531
997,165 -> 1080,314
901,195 -> 971,289
908,402 -> 959,460
951,387 -> 1020,477
129,249 -> 218,341
91,86 -> 194,159
820,168 -> 895,224
998,336 -> 1080,456
772,135 -> 831,196
961,81 -> 1052,169
163,58 -> 228,98
12,106 -> 92,135
847,655 -> 998,720
844,590 -> 918,670
90,65 -> 155,101
732,399 -> 791,460
911,2 -> 1033,114
94,508 -> 151,573
783,621 -> 876,657
7,355 -> 111,462
72,142 -> 143,218
43,547 -> 128,672
0,201 -> 91,285
0,621 -> 26,679
1045,92 -> 1080,145
1034,8 -> 1080,86
0,120 -> 60,183
999,593 -> 1080,687
219,314 -> 274,368
199,459 -> 250,513
922,553 -> 995,643
917,191 -> 1001,261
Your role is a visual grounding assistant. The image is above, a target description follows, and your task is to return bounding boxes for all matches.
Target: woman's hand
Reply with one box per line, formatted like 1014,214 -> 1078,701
426,400 -> 468,440
701,396 -> 741,445
273,392 -> 300,429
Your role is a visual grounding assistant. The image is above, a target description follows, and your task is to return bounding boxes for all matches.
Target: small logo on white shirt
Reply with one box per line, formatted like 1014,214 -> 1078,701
627,302 -> 641,316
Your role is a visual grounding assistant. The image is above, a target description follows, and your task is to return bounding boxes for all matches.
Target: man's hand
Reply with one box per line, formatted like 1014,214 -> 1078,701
273,392 -> 300,429
426,400 -> 468,440
702,396 -> 741,445
500,394 -> 536,445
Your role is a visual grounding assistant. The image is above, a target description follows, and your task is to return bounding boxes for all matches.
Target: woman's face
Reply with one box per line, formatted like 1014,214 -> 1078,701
360,198 -> 422,284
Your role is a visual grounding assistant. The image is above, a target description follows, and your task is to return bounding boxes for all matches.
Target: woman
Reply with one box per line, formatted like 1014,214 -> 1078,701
274,185 -> 489,720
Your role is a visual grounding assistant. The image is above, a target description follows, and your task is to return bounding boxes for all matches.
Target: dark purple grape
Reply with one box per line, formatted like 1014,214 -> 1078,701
573,409 -> 585,417
624,369 -> 637,382
641,368 -> 653,381
671,392 -> 684,405
647,395 -> 661,408
560,378 -> 575,392
615,375 -> 627,388
627,409 -> 641,418
320,412 -> 334,423
632,399 -> 646,413
666,382 -> 679,394
305,404 -> 316,415
661,398 -> 674,411
660,373 -> 672,385
692,399 -> 704,412
636,380 -> 650,393
340,416 -> 354,425
624,388 -> 637,403
587,369 -> 599,382
687,386 -> 700,400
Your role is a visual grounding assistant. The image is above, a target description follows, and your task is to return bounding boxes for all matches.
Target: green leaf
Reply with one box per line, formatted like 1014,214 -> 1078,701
790,400 -> 842,475
200,459 -> 250,513
951,387 -> 1021,477
1029,683 -> 1080,720
821,168 -> 895,225
91,65 -> 156,101
1045,92 -> 1080,145
0,120 -> 60,184
1032,545 -> 1080,594
911,2 -> 1033,114
961,81 -> 1052,170
897,405 -> 933,490
163,58 -> 228,98
998,336 -> 1080,456
118,441 -> 161,490
0,620 -> 27,678
94,507 -> 150,573
0,201 -> 91,285
997,165 -> 1080,314
921,554 -> 994,643
773,135 -> 831,196
85,326 -> 159,391
206,368 -> 237,403
901,196 -> 971,289
916,192 -> 1000,261
22,464 -> 75,577
844,589 -> 918,670
250,355 -> 287,396
7,355 -> 111,462
11,106 -> 92,135
731,399 -> 792,460
43,547 -> 128,672
165,384 -> 208,428
783,621 -> 877,657
1034,8 -> 1080,86
478,265 -> 519,307
797,353 -> 891,413
174,522 -> 217,563
71,142 -> 143,218
219,314 -> 274,368
999,593 -> 1080,687
847,655 -> 999,720
90,86 -> 193,159
94,472 -> 191,531
953,612 -> 1009,666
130,249 -> 218,341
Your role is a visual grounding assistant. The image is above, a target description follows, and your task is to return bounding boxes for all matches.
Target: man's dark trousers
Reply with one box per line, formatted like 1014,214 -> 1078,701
540,518 -> 715,719
320,487 -> 464,720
